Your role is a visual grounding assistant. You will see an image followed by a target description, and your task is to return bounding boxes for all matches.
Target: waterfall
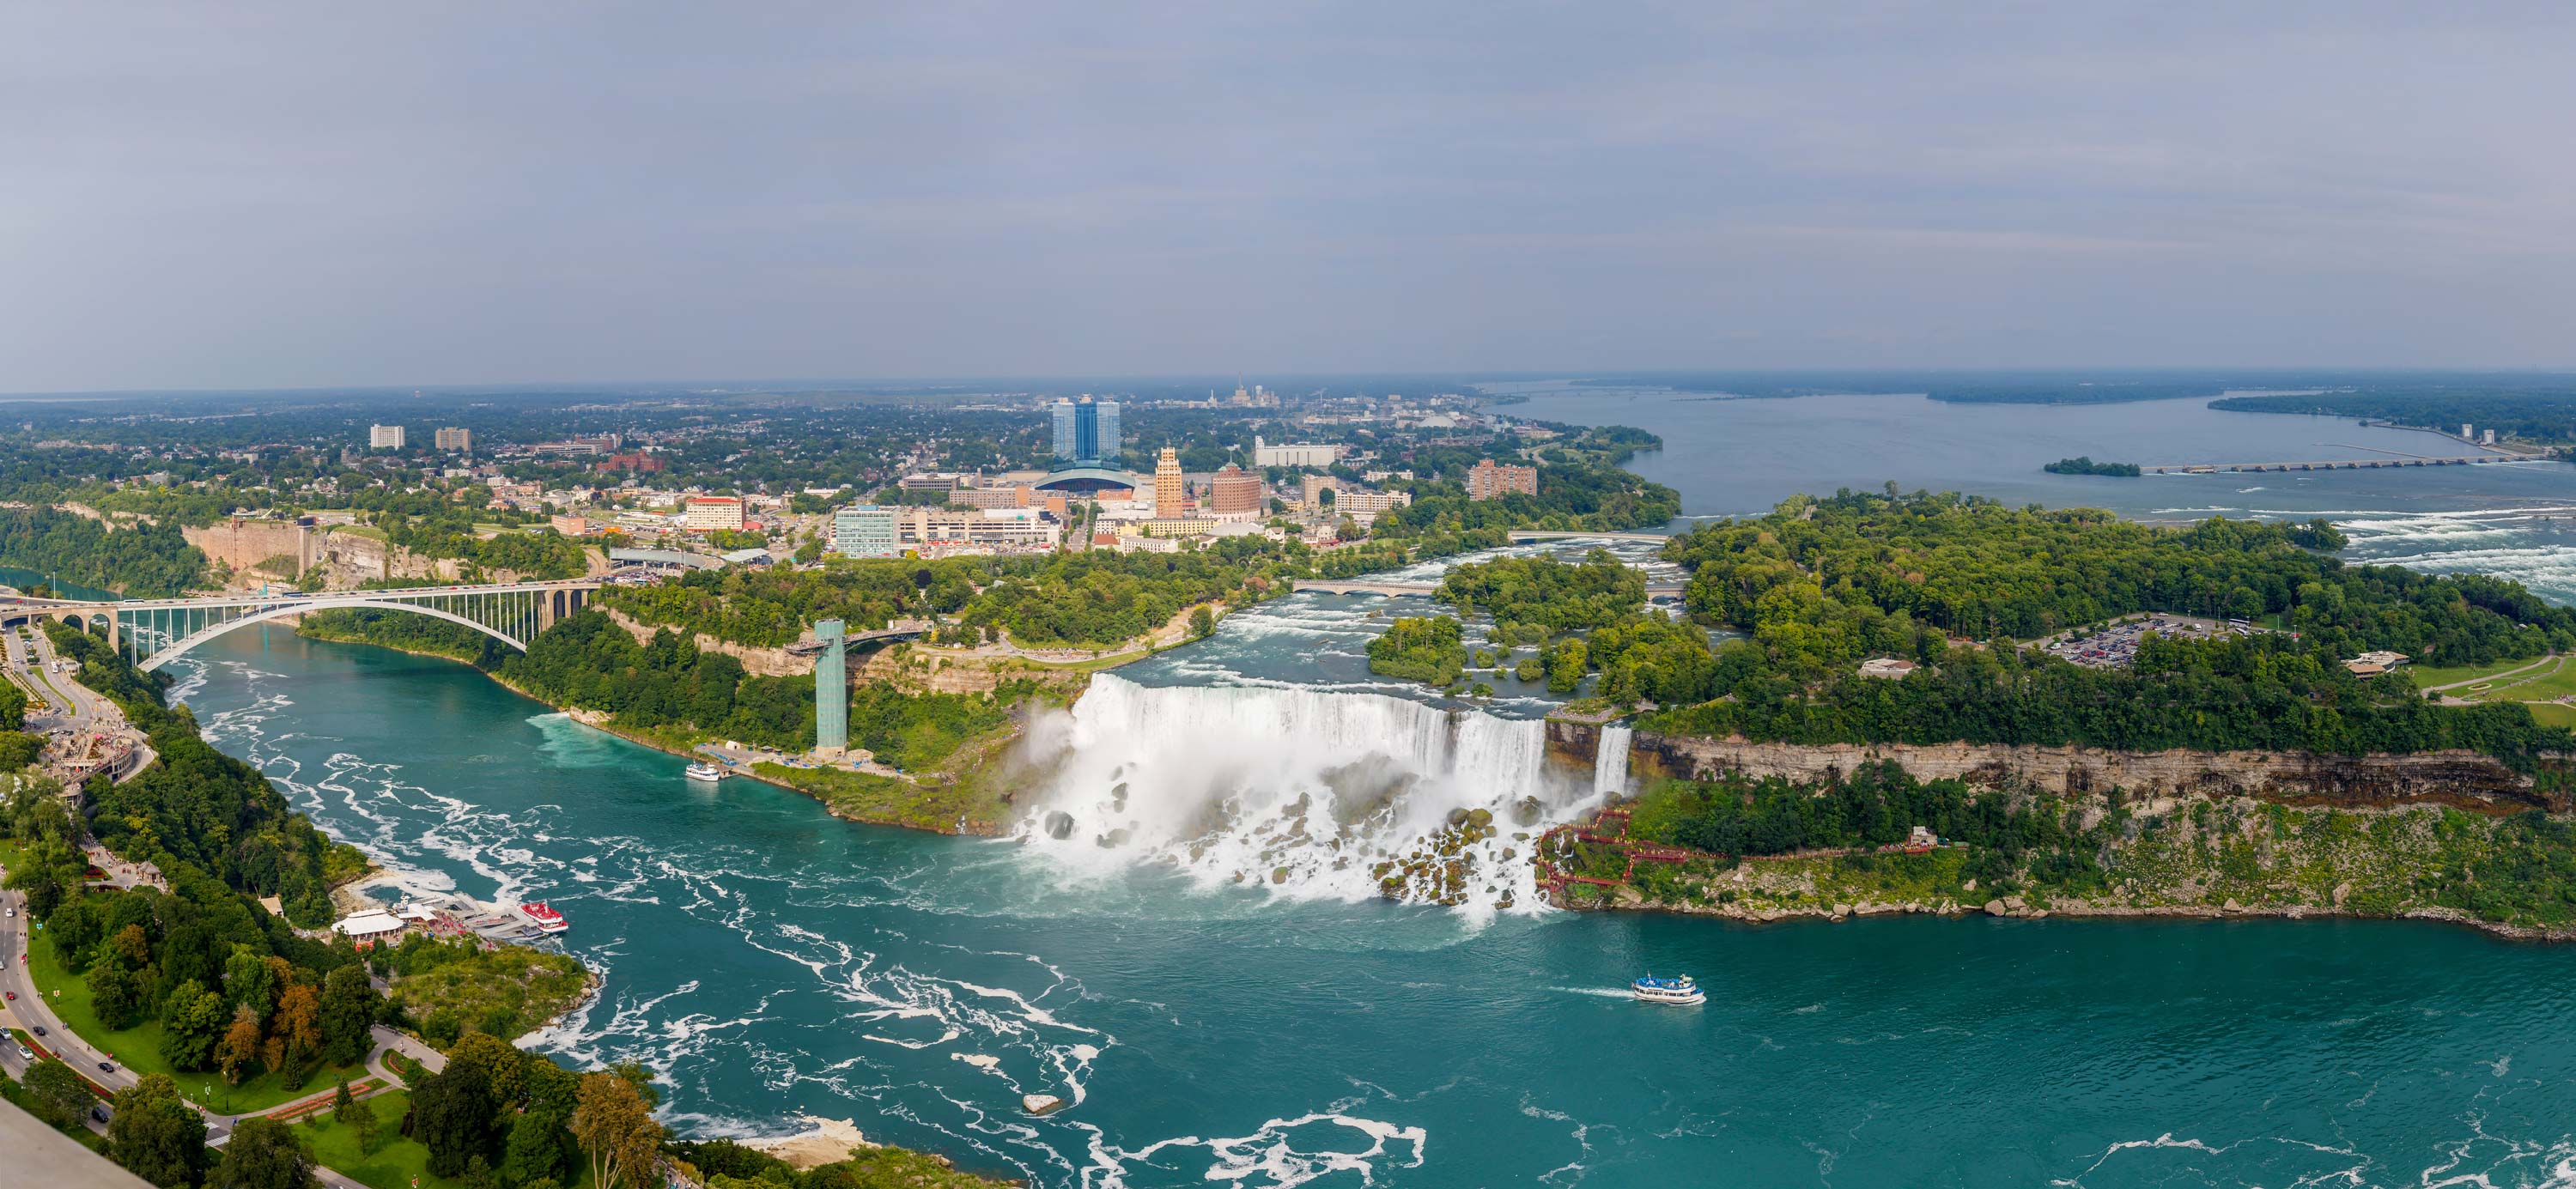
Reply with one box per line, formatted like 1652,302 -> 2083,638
1594,725 -> 1632,798
1016,675 -> 1601,916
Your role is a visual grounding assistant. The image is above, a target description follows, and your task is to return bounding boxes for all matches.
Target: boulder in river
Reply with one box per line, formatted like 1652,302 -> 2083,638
1023,1094 -> 1066,1116
1042,811 -> 1076,840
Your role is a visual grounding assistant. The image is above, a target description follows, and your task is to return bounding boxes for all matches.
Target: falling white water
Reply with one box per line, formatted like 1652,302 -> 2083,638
1593,725 -> 1632,798
1015,675 -> 1601,917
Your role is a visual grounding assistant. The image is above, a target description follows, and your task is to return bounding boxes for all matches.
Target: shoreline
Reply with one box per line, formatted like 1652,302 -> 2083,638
292,618 -> 1011,837
1566,878 -> 2576,943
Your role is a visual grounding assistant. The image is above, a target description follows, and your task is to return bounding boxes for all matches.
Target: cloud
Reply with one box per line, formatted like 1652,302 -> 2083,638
3,2 -> 2573,387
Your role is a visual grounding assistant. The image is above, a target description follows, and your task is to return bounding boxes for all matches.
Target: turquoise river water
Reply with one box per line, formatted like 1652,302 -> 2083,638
159,390 -> 2576,1187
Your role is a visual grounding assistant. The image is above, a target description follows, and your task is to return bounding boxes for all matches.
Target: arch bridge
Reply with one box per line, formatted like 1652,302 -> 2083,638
6,580 -> 603,671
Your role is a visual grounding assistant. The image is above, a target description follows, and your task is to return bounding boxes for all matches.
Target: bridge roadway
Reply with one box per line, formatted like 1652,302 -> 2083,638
1297,579 -> 1687,598
2139,455 -> 2539,475
3,577 -> 601,616
1504,530 -> 1672,543
0,579 -> 605,671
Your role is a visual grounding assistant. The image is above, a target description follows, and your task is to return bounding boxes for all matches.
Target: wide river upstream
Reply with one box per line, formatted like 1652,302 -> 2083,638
172,391 -> 2576,1187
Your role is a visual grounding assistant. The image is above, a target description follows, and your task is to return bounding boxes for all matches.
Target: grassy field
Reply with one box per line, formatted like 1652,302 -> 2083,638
2529,702 -> 2576,729
293,1092 -> 598,1189
758,761 -> 1011,834
25,931 -> 367,1115
2411,653 -> 2561,691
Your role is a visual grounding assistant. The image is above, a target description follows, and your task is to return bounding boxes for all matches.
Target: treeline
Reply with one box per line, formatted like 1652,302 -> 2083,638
603,561 -> 975,647
45,622 -> 363,924
396,1032 -> 665,1186
2043,457 -> 2142,476
500,611 -> 814,750
1662,490 -> 2566,664
0,507 -> 209,596
1376,460 -> 1680,540
374,498 -> 588,580
1438,550 -> 1646,641
608,541 -> 1301,652
1366,616 -> 1467,687
2212,389 -> 2576,446
1625,761 -> 2094,889
1468,489 -> 2576,767
1649,634 -> 2575,767
676,1137 -> 1015,1188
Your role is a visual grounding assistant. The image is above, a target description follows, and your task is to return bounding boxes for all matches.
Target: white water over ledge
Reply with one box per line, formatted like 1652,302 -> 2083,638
1014,675 -> 1611,919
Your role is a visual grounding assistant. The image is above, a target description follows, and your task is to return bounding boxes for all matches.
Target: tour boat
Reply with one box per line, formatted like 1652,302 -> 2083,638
684,761 -> 724,782
516,901 -> 570,935
1632,974 -> 1704,1006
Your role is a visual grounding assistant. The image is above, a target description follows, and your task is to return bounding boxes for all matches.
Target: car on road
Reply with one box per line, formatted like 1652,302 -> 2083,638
4,991 -> 13,1001
90,1107 -> 107,1123
97,1060 -> 113,1072
14,1045 -> 29,1061
31,1026 -> 44,1036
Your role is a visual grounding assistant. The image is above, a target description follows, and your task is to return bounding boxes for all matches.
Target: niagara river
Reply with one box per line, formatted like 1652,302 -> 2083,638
164,391 -> 2576,1187
169,619 -> 2576,1189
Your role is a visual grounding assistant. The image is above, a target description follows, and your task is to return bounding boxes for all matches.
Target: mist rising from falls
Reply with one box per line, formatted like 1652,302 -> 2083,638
1015,675 -> 1604,917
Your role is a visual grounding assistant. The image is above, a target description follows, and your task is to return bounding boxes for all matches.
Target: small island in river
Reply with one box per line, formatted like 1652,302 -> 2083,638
2043,456 -> 2143,476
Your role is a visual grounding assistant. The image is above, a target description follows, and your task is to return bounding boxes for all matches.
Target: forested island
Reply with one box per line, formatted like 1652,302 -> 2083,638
2042,456 -> 2142,476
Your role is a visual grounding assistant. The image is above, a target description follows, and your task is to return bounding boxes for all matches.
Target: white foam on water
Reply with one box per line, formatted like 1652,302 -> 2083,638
1014,675 -> 1600,922
1077,1107 -> 1431,1189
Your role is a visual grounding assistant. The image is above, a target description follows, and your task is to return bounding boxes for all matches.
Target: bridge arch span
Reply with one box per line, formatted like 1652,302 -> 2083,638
136,598 -> 528,672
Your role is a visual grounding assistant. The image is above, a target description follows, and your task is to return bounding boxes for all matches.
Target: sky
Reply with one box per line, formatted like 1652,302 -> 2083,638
5,3 -> 2575,391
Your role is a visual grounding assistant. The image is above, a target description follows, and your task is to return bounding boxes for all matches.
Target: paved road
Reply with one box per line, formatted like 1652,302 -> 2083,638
3,866 -> 435,1185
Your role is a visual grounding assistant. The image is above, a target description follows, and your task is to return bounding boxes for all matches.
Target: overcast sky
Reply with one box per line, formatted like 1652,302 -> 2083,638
5,3 -> 2573,391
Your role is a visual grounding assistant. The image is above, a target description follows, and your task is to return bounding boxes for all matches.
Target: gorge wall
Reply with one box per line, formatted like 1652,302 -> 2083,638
1546,719 -> 2567,814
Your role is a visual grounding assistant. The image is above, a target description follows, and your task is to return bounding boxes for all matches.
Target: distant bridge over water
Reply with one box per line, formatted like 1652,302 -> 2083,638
2141,454 -> 2543,476
1,579 -> 604,671
1505,531 -> 1672,544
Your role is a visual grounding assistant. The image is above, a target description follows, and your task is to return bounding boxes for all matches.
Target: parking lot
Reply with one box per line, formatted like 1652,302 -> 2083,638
2040,615 -> 2258,669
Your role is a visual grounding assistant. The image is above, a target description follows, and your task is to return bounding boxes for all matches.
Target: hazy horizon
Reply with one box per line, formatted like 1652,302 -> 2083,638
9,4 -> 2576,390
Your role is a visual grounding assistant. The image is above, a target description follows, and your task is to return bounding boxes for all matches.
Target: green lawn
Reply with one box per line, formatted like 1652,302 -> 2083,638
293,1092 -> 596,1189
2528,702 -> 2576,729
25,931 -> 366,1114
2411,654 -> 2559,691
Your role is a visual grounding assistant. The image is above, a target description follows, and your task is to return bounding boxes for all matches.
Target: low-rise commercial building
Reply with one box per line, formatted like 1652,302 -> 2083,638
1254,435 -> 1340,468
683,496 -> 747,532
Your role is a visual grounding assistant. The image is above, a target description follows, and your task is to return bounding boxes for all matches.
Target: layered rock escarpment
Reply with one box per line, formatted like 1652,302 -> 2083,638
1546,718 -> 2567,814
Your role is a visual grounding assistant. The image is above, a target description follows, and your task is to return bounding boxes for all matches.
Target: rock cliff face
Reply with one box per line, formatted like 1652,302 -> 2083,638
598,607 -> 811,676
183,519 -> 314,577
1613,729 -> 2567,814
